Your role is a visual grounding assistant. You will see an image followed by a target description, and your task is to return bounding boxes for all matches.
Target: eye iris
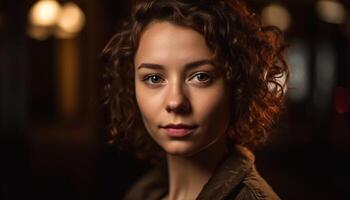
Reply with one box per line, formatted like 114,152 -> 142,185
197,73 -> 209,81
151,75 -> 160,83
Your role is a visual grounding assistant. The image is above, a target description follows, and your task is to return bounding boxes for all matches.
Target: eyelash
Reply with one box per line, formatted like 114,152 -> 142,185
192,73 -> 213,84
141,72 -> 214,86
142,74 -> 164,85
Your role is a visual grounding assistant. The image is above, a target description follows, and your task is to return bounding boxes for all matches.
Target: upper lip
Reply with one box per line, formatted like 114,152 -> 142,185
162,124 -> 198,129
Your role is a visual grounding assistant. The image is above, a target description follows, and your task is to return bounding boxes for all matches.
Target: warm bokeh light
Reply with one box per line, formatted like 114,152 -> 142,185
26,24 -> 52,40
316,0 -> 347,24
27,1 -> 86,40
261,3 -> 291,31
55,2 -> 86,39
29,0 -> 61,27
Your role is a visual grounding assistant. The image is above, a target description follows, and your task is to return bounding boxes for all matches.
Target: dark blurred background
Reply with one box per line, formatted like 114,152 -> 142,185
1,0 -> 349,199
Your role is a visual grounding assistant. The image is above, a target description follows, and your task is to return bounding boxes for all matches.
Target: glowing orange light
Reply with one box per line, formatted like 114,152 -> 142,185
262,4 -> 291,31
316,0 -> 347,24
29,0 -> 61,27
55,2 -> 86,39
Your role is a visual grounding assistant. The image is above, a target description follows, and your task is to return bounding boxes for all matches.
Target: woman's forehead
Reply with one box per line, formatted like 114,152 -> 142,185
134,21 -> 214,68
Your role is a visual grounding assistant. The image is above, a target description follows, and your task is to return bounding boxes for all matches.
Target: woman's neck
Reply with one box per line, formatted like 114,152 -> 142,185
164,138 -> 228,200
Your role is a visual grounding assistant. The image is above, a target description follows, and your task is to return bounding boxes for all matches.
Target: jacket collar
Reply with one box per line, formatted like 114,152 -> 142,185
196,145 -> 255,200
132,145 -> 255,200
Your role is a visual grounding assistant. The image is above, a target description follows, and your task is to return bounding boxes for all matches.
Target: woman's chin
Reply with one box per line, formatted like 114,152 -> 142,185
161,141 -> 198,157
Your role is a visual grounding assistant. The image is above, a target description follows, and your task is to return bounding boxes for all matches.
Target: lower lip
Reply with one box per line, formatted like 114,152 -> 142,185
162,127 -> 196,137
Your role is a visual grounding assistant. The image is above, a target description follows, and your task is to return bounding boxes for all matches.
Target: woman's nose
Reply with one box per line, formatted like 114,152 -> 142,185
165,83 -> 191,114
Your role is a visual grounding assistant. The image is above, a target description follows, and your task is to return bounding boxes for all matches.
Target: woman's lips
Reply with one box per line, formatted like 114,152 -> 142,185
162,125 -> 197,137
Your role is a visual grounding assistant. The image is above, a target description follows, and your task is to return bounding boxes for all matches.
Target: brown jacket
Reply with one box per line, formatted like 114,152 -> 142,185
123,146 -> 280,200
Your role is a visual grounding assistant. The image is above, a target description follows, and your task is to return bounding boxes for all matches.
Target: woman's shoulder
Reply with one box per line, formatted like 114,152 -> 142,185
235,165 -> 280,200
122,146 -> 280,200
197,145 -> 280,200
122,163 -> 168,200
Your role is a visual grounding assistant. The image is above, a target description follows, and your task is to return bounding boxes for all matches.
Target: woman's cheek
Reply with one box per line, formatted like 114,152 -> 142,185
193,85 -> 227,117
136,87 -> 163,131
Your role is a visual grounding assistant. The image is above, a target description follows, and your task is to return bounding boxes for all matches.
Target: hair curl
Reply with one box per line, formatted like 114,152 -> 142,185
102,0 -> 289,160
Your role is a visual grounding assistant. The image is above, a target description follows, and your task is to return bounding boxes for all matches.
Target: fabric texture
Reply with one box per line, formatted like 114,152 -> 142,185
123,146 -> 280,200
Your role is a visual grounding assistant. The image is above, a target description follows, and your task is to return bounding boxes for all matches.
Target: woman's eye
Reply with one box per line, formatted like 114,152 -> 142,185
142,74 -> 164,85
191,73 -> 213,84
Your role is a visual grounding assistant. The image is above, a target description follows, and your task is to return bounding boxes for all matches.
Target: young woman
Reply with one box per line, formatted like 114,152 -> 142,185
103,0 -> 289,199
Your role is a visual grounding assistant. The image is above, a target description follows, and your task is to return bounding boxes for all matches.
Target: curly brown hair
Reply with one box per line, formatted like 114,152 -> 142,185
102,0 -> 289,160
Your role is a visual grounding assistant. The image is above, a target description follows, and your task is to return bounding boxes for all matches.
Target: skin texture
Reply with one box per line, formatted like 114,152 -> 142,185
134,21 -> 231,156
134,21 -> 232,200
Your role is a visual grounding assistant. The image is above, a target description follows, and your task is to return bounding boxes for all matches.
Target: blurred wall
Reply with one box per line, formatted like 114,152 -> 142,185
0,0 -> 349,200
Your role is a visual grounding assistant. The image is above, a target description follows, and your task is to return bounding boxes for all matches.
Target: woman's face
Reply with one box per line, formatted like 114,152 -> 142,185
134,21 -> 231,156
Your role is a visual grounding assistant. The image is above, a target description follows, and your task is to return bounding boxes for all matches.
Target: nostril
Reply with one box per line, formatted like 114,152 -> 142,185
165,101 -> 190,113
165,84 -> 191,113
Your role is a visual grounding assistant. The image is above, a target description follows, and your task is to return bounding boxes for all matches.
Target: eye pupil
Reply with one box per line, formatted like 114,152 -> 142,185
151,75 -> 160,83
197,73 -> 208,81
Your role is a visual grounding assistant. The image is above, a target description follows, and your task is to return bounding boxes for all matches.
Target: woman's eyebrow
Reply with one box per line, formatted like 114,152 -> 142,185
137,63 -> 164,70
137,59 -> 215,70
186,59 -> 216,69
